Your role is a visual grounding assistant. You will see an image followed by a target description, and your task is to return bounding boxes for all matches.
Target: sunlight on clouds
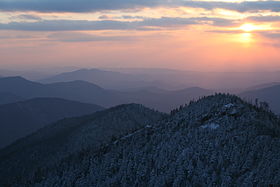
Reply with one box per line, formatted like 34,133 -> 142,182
213,9 -> 245,19
0,1 -> 280,71
240,23 -> 259,32
190,0 -> 273,2
190,0 -> 243,2
239,23 -> 273,32
0,12 -> 13,23
223,22 -> 275,45
3,7 -> 280,25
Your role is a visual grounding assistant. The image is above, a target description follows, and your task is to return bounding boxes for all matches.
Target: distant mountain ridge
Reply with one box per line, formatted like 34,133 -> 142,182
41,68 -> 160,90
102,68 -> 280,91
0,97 -> 103,148
245,82 -> 280,91
0,76 -> 120,107
0,76 -> 213,112
2,68 -> 280,91
0,67 -> 79,80
240,83 -> 280,114
0,92 -> 25,105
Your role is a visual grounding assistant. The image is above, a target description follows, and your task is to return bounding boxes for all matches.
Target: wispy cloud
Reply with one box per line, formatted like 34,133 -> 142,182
260,31 -> 280,39
15,14 -> 42,21
0,0 -> 171,12
48,32 -> 136,42
0,20 -> 134,31
247,15 -> 280,22
183,1 -> 280,13
0,17 -> 236,31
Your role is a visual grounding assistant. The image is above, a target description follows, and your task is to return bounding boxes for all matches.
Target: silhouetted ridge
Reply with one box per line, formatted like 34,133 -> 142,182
0,76 -> 213,112
0,76 -> 41,87
0,97 -> 104,148
240,84 -> 280,114
48,80 -> 104,90
0,92 -> 24,105
0,76 -> 26,81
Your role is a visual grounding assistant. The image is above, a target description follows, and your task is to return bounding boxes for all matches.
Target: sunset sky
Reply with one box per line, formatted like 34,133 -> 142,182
0,0 -> 280,71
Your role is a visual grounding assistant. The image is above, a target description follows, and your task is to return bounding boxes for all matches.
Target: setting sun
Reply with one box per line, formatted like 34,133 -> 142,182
240,23 -> 257,32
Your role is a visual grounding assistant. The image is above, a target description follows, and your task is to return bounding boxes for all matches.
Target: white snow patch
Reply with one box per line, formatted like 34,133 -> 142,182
224,103 -> 235,108
201,123 -> 220,130
113,140 -> 119,145
229,108 -> 238,115
120,128 -> 143,140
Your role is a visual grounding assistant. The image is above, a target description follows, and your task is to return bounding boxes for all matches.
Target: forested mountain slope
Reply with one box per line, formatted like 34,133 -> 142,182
0,104 -> 164,186
1,94 -> 280,186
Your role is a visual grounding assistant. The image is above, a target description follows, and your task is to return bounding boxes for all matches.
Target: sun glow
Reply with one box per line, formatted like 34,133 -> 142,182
240,33 -> 253,43
239,23 -> 273,32
240,23 -> 258,32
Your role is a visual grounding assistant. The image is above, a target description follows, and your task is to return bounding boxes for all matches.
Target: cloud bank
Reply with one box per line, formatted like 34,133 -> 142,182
0,17 -> 236,31
0,0 -> 170,12
0,0 -> 280,13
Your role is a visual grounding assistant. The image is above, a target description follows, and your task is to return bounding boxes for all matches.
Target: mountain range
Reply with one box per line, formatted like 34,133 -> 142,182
0,67 -> 79,80
0,76 -> 213,112
41,68 -> 280,91
41,68 -> 161,91
2,74 -> 280,115
0,98 -> 103,148
0,94 -> 279,186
